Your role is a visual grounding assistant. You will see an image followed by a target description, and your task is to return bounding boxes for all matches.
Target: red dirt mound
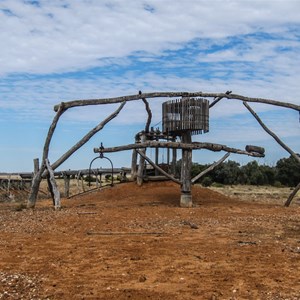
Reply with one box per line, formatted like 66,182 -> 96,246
0,181 -> 300,299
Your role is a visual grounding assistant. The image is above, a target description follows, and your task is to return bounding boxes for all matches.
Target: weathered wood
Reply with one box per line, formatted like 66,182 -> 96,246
33,158 -> 39,174
131,149 -> 138,180
180,132 -> 192,207
81,175 -> 85,192
137,134 -> 146,186
209,91 -> 232,108
245,145 -> 265,155
284,182 -> 300,207
46,174 -> 55,202
50,101 -> 126,172
94,141 -> 265,157
243,102 -> 300,164
63,173 -> 70,197
54,91 -> 300,112
27,101 -> 126,208
7,175 -> 11,193
191,152 -> 230,184
45,159 -> 60,210
27,104 -> 65,208
162,98 -> 209,135
171,148 -> 177,175
146,176 -> 170,181
155,147 -> 159,176
136,149 -> 181,185
76,171 -> 81,194
244,101 -> 300,207
142,97 -> 152,133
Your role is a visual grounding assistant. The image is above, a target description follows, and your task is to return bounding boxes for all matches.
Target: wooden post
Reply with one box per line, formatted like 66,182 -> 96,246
63,173 -> 70,197
76,171 -> 81,194
191,152 -> 230,184
45,159 -> 61,210
180,132 -> 192,207
167,147 -> 170,172
284,182 -> 300,207
171,144 -> 177,176
95,171 -> 99,188
47,175 -> 54,200
137,133 -> 146,186
81,175 -> 85,192
33,158 -> 39,174
131,149 -> 138,181
7,175 -> 11,193
155,147 -> 159,176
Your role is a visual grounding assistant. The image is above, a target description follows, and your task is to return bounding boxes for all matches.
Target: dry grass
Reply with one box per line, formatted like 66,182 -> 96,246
209,184 -> 300,206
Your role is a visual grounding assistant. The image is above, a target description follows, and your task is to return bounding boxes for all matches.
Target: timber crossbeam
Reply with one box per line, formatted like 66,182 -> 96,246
94,141 -> 265,158
54,91 -> 300,112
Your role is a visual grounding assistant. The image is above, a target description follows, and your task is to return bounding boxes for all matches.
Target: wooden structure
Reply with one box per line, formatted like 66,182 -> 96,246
94,96 -> 264,207
162,97 -> 209,135
162,97 -> 209,206
26,90 -> 300,209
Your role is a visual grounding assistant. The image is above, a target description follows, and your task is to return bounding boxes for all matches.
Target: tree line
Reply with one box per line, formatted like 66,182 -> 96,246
178,155 -> 300,187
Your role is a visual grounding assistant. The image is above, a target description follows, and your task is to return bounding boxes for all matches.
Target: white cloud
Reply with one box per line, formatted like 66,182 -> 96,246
1,0 -> 300,171
0,0 -> 299,75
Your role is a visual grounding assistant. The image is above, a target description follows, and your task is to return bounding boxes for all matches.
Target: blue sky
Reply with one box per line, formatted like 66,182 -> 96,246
0,0 -> 300,172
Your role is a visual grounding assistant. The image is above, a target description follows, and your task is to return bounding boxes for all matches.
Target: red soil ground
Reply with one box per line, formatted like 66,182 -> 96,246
0,181 -> 300,299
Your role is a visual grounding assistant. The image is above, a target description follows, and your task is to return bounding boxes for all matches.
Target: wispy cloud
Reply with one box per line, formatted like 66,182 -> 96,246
0,0 -> 299,171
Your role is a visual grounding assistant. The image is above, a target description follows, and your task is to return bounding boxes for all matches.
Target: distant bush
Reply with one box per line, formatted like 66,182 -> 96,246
84,175 -> 96,183
273,180 -> 283,188
201,177 -> 213,187
105,174 -> 112,182
211,182 -> 224,188
189,155 -> 299,187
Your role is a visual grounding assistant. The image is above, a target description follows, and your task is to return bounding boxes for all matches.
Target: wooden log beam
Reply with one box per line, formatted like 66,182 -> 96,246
27,101 -> 126,209
243,102 -> 300,164
284,182 -> 300,207
33,158 -> 39,174
27,103 -> 65,208
63,173 -> 70,198
141,96 -> 152,133
130,149 -> 138,181
180,132 -> 193,207
94,141 -> 265,157
136,149 -> 181,185
191,152 -> 230,184
136,134 -> 146,186
54,91 -> 300,112
245,145 -> 265,155
50,101 -> 126,172
209,91 -> 232,108
45,159 -> 60,210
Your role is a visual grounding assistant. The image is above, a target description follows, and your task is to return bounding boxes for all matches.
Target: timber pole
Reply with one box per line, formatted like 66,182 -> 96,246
137,133 -> 146,186
130,149 -> 138,181
180,131 -> 193,207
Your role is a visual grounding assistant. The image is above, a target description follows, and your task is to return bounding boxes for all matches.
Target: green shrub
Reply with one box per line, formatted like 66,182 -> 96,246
273,180 -> 283,188
201,177 -> 213,187
211,182 -> 224,188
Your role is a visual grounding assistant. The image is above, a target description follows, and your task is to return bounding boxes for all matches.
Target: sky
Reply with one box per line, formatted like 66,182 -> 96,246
0,0 -> 300,172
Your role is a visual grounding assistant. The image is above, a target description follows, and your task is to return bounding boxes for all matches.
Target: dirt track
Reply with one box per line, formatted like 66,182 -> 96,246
0,181 -> 300,299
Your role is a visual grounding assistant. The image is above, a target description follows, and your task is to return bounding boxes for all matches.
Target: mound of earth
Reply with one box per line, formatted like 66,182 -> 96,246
0,181 -> 299,299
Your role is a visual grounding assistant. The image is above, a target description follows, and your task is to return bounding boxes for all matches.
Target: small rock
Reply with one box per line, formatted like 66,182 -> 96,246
138,275 -> 147,282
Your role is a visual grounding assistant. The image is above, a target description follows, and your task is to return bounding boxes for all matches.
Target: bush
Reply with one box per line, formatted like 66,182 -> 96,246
273,180 -> 283,188
105,174 -> 112,182
211,182 -> 224,188
84,175 -> 96,183
201,177 -> 213,187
